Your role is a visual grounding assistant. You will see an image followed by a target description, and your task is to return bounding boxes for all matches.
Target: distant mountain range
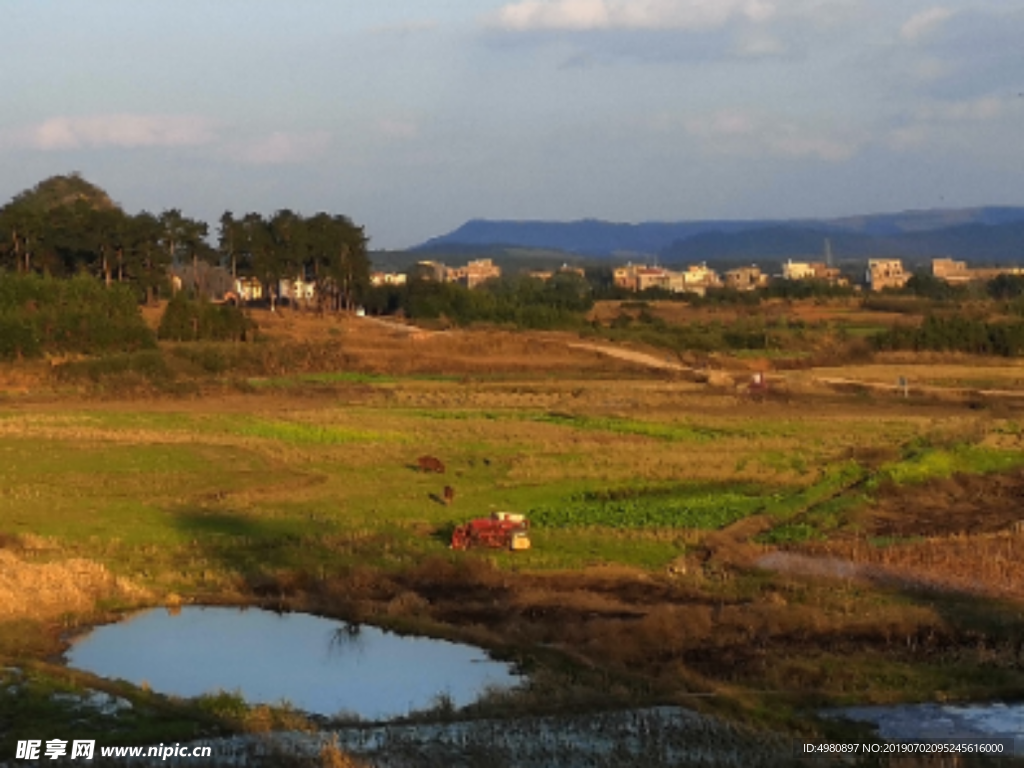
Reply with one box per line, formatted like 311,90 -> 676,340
413,208 -> 1024,265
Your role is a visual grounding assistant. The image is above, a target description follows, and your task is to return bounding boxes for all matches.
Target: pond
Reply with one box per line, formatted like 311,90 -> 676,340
65,607 -> 521,721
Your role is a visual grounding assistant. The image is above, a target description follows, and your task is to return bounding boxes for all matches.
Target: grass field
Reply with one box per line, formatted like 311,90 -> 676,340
4,309 -> 1024,764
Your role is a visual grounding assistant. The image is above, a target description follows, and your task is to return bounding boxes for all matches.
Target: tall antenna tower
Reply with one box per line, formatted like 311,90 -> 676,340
824,238 -> 833,268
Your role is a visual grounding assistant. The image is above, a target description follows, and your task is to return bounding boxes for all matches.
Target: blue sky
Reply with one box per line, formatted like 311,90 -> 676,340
2,0 -> 1022,248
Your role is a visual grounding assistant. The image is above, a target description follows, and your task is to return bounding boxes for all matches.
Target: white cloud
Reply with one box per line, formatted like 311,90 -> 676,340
681,110 -> 860,161
884,93 -> 1017,153
916,96 -> 1003,122
768,131 -> 858,162
490,0 -> 777,32
885,124 -> 929,151
29,114 -> 217,150
2,115 -> 335,167
900,7 -> 954,42
226,131 -> 332,166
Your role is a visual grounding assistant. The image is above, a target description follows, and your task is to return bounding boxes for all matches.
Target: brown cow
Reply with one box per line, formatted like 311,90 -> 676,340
443,485 -> 455,505
417,455 -> 446,474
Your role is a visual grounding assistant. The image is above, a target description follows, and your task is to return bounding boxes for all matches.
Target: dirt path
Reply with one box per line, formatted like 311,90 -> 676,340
356,315 -> 442,338
812,375 -> 1024,400
567,342 -> 690,372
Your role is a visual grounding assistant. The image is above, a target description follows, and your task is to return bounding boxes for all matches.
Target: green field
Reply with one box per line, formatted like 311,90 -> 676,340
3,370 -> 1024,761
1,390 -> 1001,576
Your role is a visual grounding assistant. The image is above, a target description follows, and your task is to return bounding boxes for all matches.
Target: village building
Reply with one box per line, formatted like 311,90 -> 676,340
782,260 -> 816,280
370,271 -> 408,287
278,276 -> 317,304
865,259 -> 910,291
613,262 -> 723,295
612,263 -> 642,291
634,267 -> 672,292
680,263 -> 722,295
932,258 -> 1024,285
444,258 -> 502,288
410,259 -> 500,288
724,266 -> 769,291
448,258 -> 502,288
234,277 -> 263,302
782,259 -> 845,284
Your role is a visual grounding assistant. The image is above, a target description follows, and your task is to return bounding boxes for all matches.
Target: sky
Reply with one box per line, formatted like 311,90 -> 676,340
2,0 -> 1022,249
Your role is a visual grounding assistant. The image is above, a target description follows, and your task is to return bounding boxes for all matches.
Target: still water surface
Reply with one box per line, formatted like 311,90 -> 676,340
66,607 -> 520,720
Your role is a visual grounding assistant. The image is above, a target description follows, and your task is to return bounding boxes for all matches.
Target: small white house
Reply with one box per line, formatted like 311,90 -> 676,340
234,277 -> 263,302
278,277 -> 317,303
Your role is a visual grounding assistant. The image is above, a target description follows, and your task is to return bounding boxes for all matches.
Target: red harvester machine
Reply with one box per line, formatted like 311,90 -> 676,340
450,512 -> 531,552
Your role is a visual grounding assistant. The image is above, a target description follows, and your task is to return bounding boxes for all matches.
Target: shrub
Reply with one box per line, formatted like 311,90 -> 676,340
0,313 -> 40,358
53,350 -> 172,384
158,294 -> 255,342
0,273 -> 155,359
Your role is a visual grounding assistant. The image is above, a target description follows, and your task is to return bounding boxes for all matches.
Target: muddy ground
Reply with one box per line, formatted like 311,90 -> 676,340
861,470 -> 1024,538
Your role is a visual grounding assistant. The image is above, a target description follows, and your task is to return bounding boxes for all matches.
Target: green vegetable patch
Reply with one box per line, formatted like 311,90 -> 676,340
529,483 -> 765,530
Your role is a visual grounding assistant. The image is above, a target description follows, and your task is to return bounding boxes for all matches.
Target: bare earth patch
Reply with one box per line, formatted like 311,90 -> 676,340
863,470 -> 1024,538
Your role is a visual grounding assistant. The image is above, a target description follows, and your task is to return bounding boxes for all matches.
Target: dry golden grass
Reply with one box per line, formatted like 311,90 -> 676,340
806,360 -> 1024,388
811,533 -> 1024,602
589,298 -> 918,328
319,742 -> 368,768
0,549 -> 150,620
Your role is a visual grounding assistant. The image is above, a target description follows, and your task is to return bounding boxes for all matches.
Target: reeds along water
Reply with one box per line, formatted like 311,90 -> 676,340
312,707 -> 793,768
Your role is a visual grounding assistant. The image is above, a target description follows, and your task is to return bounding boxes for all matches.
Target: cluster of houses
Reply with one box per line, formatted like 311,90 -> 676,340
174,255 -> 1024,306
405,258 -> 504,289
371,259 -> 587,290
613,260 -> 845,296
171,263 -> 329,306
615,257 -> 1024,295
928,258 -> 1024,285
371,259 -> 502,289
865,258 -> 1024,291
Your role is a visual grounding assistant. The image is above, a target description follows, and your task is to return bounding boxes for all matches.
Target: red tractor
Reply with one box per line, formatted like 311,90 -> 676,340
450,512 -> 531,552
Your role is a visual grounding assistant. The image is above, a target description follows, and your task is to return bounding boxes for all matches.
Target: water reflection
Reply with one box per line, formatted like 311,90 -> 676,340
66,607 -> 519,720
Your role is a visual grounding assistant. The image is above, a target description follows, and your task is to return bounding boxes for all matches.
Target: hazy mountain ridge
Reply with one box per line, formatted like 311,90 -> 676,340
416,208 -> 1024,263
663,221 -> 1024,265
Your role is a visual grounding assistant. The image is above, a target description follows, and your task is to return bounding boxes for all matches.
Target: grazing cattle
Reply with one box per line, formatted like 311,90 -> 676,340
417,455 -> 446,474
443,485 -> 455,505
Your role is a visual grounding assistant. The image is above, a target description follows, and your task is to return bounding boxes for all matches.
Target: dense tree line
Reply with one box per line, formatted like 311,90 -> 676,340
363,272 -> 593,328
872,315 -> 1024,357
218,209 -> 369,312
603,308 -> 810,354
0,274 -> 155,360
0,175 -> 370,311
0,178 -> 182,303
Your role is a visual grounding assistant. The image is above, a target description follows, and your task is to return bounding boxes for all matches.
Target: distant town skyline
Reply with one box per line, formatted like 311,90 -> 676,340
3,1 -> 1022,249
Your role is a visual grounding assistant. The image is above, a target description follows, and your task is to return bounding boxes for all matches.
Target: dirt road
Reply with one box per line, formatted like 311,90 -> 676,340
567,342 -> 690,372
